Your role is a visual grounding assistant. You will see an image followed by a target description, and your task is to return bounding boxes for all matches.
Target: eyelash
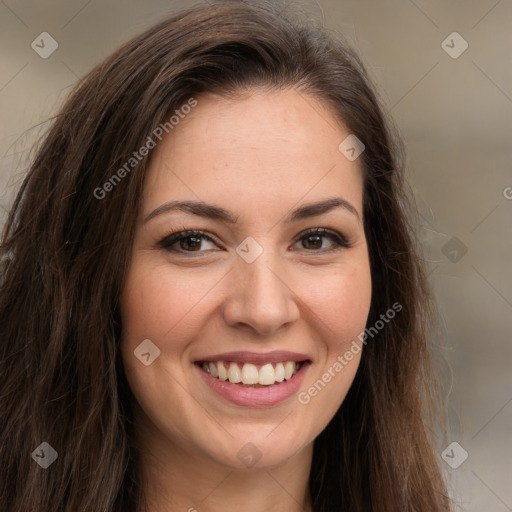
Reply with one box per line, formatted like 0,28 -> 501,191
157,226 -> 352,256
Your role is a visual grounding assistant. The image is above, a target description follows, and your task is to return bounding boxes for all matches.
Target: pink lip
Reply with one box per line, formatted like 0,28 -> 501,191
195,350 -> 310,365
195,361 -> 311,407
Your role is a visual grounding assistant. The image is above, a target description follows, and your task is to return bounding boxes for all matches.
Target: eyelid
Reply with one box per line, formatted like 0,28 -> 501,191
158,228 -> 218,251
293,227 -> 352,250
157,226 -> 352,254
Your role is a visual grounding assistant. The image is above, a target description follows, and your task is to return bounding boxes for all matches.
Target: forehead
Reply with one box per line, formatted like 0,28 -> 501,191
143,89 -> 364,221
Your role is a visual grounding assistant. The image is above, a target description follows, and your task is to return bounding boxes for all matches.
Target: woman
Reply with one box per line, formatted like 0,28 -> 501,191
0,1 -> 451,511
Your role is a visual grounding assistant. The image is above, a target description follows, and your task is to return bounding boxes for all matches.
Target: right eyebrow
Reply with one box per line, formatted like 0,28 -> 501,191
143,200 -> 239,225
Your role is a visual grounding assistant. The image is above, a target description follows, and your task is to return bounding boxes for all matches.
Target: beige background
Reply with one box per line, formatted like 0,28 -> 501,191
1,0 -> 511,510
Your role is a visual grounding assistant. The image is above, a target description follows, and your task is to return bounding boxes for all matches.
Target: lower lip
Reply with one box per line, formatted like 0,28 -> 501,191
195,362 -> 310,407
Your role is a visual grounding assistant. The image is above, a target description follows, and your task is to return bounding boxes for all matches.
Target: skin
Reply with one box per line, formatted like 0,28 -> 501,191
120,88 -> 372,512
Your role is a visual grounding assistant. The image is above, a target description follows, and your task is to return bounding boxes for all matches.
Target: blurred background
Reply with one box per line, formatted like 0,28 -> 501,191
1,0 -> 511,509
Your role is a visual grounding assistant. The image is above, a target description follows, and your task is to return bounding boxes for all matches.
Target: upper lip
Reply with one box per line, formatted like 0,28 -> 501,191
194,350 -> 311,364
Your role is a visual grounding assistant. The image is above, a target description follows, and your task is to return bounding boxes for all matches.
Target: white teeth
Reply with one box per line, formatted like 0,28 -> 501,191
208,362 -> 218,378
241,363 -> 259,384
258,363 -> 276,385
227,362 -> 242,383
274,362 -> 285,382
200,360 -> 303,385
217,361 -> 228,380
284,361 -> 295,380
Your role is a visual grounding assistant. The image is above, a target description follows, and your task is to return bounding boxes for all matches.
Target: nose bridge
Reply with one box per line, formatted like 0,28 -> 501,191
222,242 -> 299,335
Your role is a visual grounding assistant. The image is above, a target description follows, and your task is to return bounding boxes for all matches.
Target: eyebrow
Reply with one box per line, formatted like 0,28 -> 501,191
143,197 -> 360,225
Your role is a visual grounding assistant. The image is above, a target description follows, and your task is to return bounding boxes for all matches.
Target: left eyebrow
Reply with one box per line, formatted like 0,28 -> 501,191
286,197 -> 360,222
143,196 -> 360,225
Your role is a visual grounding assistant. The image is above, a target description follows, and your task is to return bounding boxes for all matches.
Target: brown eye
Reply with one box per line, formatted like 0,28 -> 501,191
301,234 -> 324,250
159,230 -> 218,253
293,228 -> 351,252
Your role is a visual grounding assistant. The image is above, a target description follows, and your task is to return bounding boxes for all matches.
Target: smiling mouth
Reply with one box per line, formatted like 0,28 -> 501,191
196,360 -> 308,387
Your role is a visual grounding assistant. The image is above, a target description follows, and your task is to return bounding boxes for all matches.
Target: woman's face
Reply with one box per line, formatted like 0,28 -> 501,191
120,88 -> 372,470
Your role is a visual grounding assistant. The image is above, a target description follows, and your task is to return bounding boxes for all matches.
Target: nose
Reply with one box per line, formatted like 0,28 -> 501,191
221,250 -> 300,336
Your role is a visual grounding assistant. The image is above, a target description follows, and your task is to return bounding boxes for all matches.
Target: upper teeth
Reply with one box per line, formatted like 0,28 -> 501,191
201,361 -> 301,385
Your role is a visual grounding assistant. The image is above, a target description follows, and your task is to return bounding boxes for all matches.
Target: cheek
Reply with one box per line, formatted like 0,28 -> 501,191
297,259 -> 371,413
120,261 -> 212,348
305,259 -> 372,345
119,260 -> 225,415
119,264 -> 207,431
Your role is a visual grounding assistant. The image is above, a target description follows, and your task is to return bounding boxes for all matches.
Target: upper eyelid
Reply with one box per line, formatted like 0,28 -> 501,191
158,227 -> 349,250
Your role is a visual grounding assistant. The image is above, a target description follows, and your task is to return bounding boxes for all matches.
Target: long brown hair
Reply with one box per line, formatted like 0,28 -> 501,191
0,1 -> 451,510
